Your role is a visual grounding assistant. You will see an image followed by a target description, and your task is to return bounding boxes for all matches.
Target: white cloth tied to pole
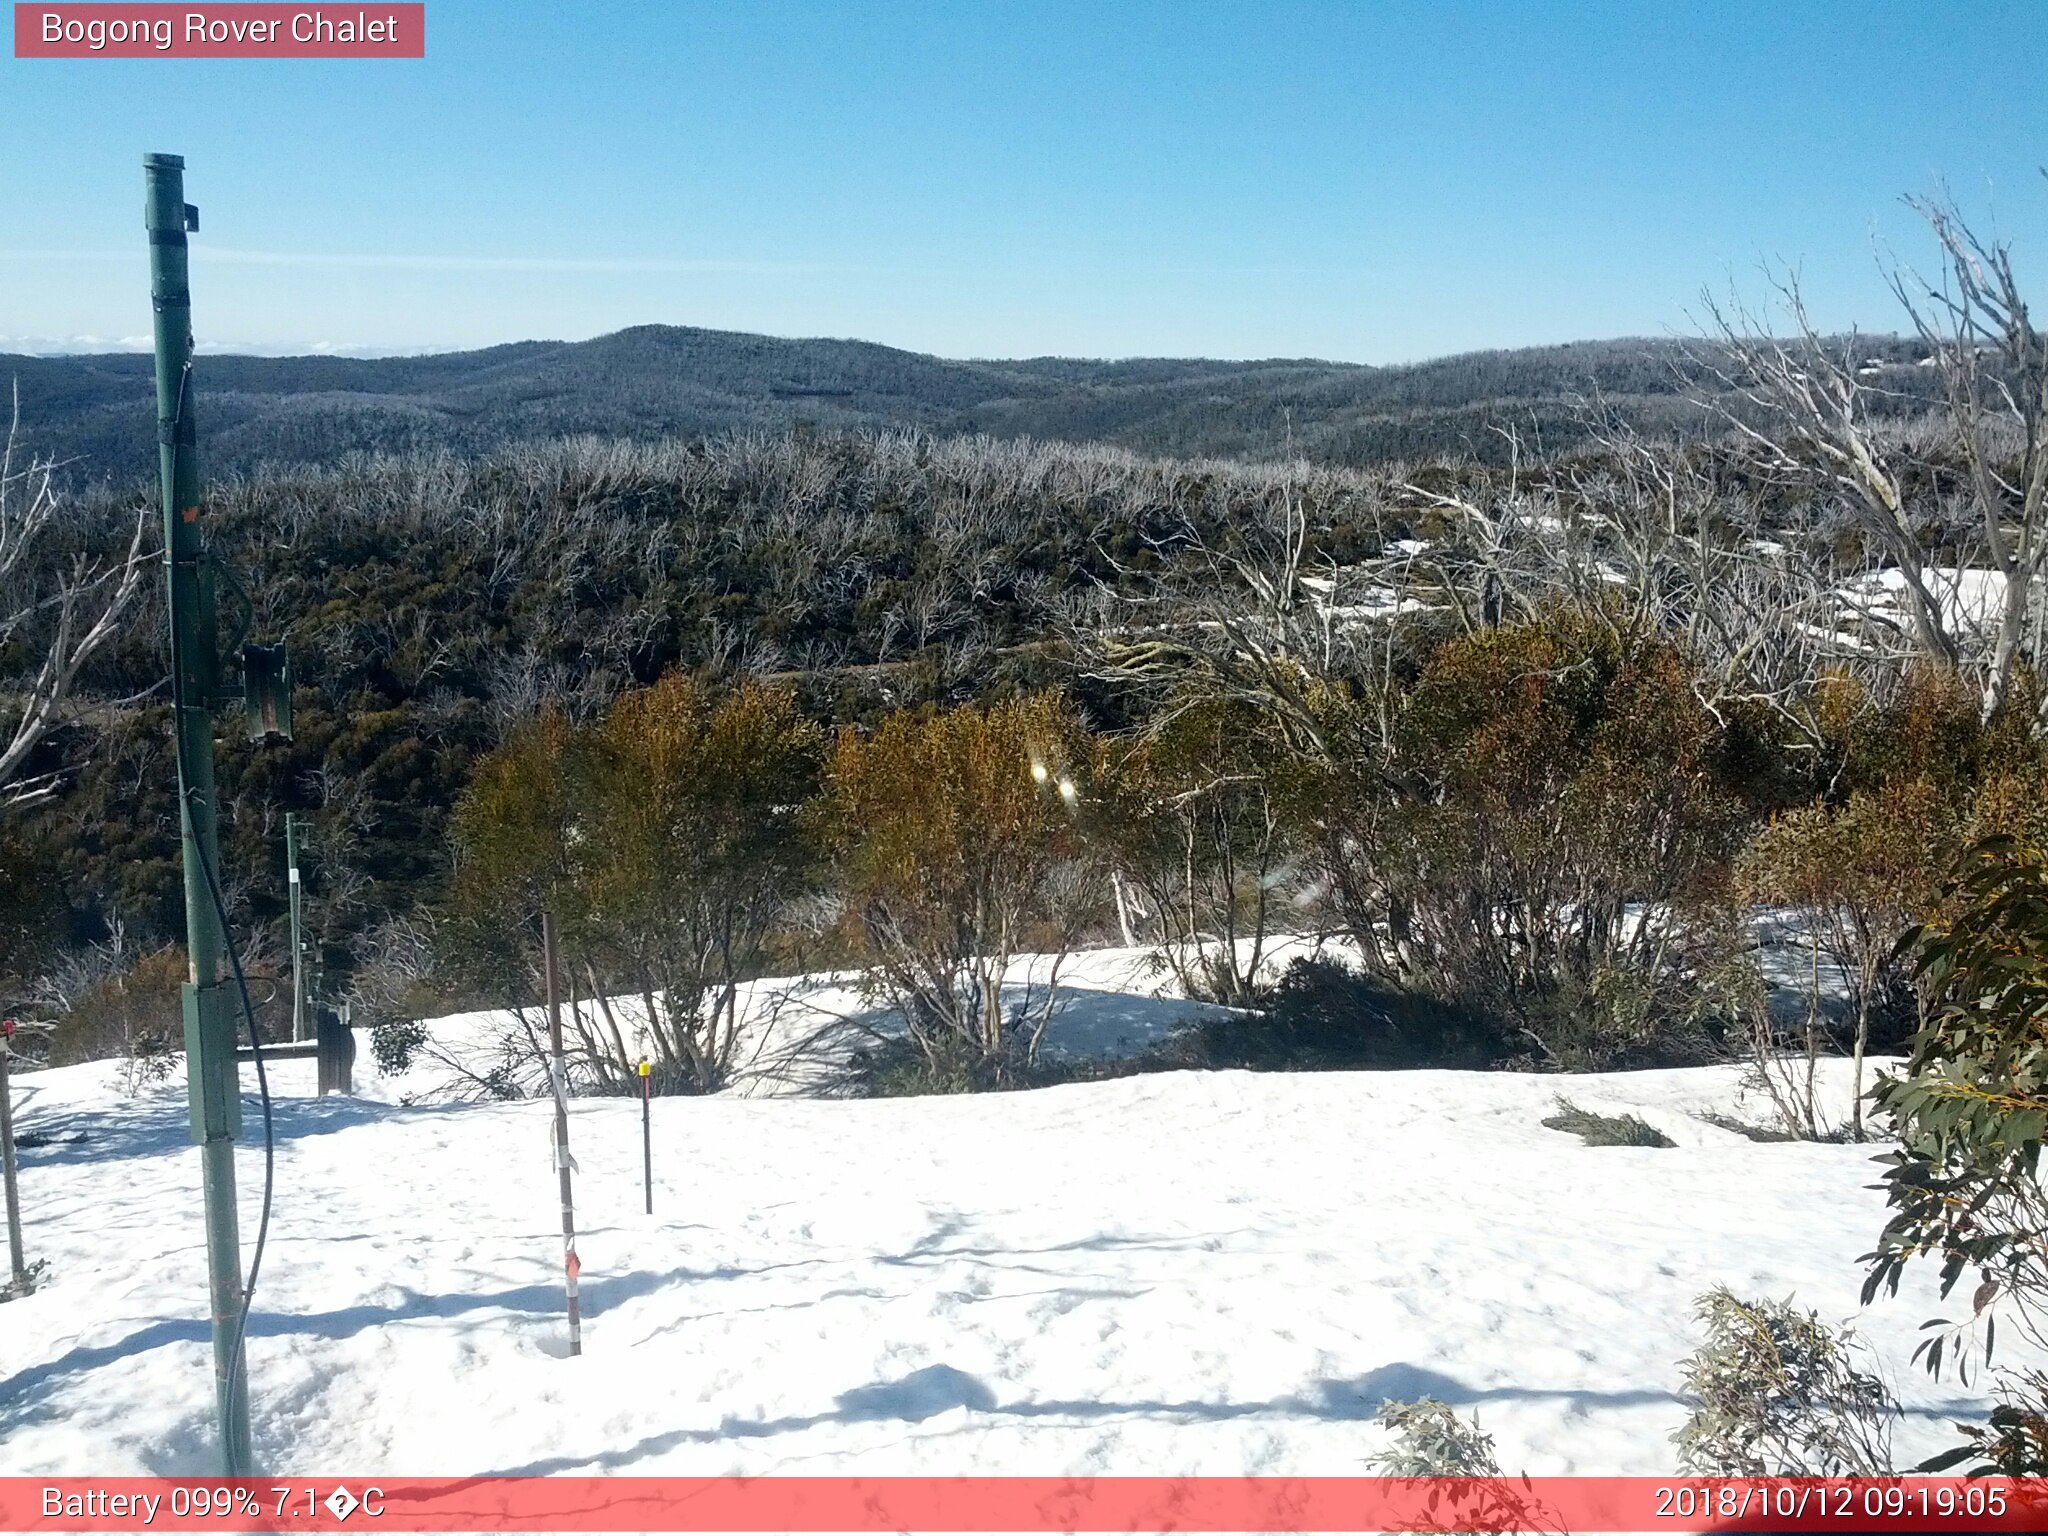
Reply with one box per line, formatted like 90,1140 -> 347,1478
545,1056 -> 578,1171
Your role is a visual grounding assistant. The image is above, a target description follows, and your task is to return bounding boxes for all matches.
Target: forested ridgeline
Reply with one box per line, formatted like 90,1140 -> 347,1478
6,327 -> 1944,485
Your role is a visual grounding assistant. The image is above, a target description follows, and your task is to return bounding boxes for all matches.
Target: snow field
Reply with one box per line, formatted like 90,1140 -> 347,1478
0,1027 -> 1998,1479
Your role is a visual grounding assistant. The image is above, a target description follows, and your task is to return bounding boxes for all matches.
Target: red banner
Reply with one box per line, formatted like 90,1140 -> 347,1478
13,5 -> 424,58
2,1477 -> 2047,1532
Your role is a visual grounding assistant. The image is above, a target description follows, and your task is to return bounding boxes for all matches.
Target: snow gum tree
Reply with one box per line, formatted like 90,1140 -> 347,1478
1325,611 -> 1752,1067
1674,1288 -> 1895,1476
1863,833 -> 2048,1471
1869,836 -> 2048,1375
448,677 -> 824,1093
571,675 -> 823,1092
826,693 -> 1098,1086
1091,691 -> 1302,1006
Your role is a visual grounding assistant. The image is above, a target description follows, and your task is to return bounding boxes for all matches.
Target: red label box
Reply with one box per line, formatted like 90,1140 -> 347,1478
13,4 -> 425,57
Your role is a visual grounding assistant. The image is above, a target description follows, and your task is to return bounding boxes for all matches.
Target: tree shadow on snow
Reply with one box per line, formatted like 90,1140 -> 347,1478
487,1357 -> 1989,1476
1316,1362 -> 1676,1413
10,1092 -> 493,1170
482,1362 -> 1677,1475
7,1308 -> 1988,1477
0,1260 -> 758,1435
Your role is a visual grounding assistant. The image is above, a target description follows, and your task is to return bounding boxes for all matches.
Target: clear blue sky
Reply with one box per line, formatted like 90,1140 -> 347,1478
4,0 -> 2045,361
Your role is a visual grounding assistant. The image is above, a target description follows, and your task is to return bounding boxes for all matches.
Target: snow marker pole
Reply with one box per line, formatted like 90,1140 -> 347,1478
0,1022 -> 29,1298
287,812 -> 306,1042
639,1058 -> 652,1215
542,911 -> 582,1356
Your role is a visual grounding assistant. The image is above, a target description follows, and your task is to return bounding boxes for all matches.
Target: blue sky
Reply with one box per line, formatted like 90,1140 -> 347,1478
4,0 -> 2045,361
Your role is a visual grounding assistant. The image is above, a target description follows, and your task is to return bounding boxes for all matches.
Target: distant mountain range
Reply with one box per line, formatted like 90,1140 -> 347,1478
2,324 -> 1937,484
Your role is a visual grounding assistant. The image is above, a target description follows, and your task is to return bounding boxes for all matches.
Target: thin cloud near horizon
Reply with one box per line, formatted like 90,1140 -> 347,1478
0,247 -> 832,275
1,334 -> 465,358
1,246 -> 1382,279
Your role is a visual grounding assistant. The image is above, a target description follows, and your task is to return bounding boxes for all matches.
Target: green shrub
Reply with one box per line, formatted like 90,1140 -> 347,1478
1309,613 -> 1753,1071
1368,1398 -> 1500,1477
1740,775 -> 1952,1139
1673,1288 -> 1895,1476
572,675 -> 826,1092
45,945 -> 184,1072
1541,1097 -> 1675,1148
1093,693 -> 1301,1007
448,676 -> 825,1094
369,1016 -> 429,1075
1866,834 -> 2048,1378
1367,1399 -> 1566,1534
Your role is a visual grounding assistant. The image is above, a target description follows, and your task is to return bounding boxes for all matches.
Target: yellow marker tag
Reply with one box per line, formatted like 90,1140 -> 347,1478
638,1060 -> 651,1077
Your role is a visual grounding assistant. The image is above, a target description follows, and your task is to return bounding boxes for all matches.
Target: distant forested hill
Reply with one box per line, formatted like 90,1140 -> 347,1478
2,326 -> 1939,484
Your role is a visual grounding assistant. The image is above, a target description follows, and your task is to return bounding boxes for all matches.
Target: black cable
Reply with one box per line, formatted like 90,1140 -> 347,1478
192,815 -> 275,1412
164,360 -> 275,1436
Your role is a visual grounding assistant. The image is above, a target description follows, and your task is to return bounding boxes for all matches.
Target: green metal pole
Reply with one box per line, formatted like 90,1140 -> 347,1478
146,152 -> 253,1478
287,813 -> 305,1043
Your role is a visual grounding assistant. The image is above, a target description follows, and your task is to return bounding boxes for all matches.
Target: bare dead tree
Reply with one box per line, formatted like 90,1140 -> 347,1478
1887,187 -> 2048,720
1075,457 -> 1405,769
1690,191 -> 2045,718
1545,412 -> 1917,750
0,385 -> 148,806
1691,277 -> 1963,673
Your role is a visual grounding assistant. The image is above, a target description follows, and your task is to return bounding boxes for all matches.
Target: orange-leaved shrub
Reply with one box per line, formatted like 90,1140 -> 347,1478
826,693 -> 1100,1087
1313,611 -> 1754,1067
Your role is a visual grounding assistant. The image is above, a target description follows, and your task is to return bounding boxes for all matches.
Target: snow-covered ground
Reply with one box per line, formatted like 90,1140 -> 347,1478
377,945 -> 1236,1103
379,931 -> 1868,1110
0,949 -> 1999,1479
